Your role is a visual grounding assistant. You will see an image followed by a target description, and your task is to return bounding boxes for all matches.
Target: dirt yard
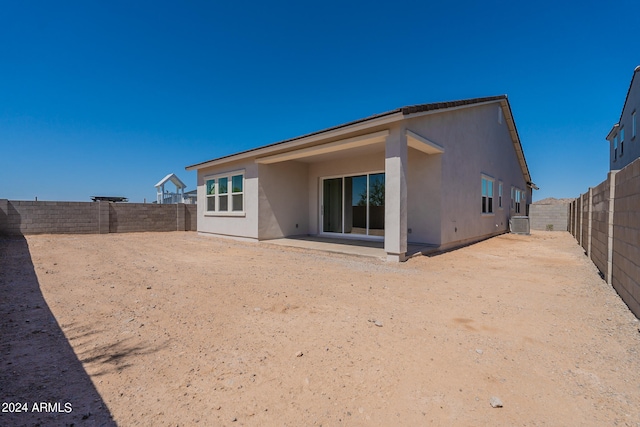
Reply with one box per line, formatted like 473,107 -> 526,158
1,231 -> 640,426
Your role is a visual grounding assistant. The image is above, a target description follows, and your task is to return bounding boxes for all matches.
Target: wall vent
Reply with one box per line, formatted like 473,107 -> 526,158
510,216 -> 530,235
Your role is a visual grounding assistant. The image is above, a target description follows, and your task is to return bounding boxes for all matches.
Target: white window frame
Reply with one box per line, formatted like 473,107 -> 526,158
498,181 -> 503,209
204,170 -> 246,217
515,188 -> 522,214
620,127 -> 625,156
510,186 -> 515,210
481,175 -> 494,215
319,170 -> 385,241
613,134 -> 618,161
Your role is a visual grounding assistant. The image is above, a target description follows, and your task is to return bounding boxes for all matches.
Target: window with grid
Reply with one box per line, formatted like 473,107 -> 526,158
205,171 -> 244,213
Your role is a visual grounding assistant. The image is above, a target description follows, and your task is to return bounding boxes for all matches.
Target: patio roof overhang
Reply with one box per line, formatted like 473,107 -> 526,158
254,130 -> 390,164
253,129 -> 444,165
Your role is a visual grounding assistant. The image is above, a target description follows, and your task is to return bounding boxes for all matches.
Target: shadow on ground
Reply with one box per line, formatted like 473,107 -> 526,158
0,236 -> 117,427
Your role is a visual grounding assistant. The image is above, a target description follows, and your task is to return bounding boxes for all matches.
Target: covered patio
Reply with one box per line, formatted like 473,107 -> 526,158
262,235 -> 438,260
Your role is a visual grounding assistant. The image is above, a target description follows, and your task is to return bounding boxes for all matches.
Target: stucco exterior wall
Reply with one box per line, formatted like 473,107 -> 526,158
407,148 -> 441,244
196,160 -> 259,239
608,70 -> 640,170
405,102 -> 527,248
258,161 -> 309,239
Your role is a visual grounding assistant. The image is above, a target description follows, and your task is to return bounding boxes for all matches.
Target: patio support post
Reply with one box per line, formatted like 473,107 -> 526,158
384,127 -> 408,262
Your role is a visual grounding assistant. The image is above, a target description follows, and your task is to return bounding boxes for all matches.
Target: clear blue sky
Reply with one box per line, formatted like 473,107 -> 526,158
1,0 -> 638,202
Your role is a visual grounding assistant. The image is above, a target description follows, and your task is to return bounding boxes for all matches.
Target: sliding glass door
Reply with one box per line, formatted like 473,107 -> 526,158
322,173 -> 385,238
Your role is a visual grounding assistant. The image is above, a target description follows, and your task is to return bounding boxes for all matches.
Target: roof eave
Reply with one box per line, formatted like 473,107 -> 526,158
606,123 -> 620,140
499,98 -> 533,185
185,110 -> 404,170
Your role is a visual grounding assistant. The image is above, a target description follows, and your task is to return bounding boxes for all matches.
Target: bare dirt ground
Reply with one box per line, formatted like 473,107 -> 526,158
2,231 -> 640,426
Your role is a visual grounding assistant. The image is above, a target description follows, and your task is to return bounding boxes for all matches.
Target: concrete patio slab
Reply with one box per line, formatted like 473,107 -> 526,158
262,236 -> 438,260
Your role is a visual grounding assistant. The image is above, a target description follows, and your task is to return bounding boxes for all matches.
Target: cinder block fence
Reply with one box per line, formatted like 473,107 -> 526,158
0,200 -> 197,236
529,203 -> 569,231
568,158 -> 640,318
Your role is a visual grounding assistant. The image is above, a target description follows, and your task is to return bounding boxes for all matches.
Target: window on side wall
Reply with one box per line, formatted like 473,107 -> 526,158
498,181 -> 503,209
481,176 -> 494,214
515,189 -> 522,214
633,111 -> 637,139
620,127 -> 625,156
511,187 -> 515,210
613,134 -> 618,161
205,171 -> 245,214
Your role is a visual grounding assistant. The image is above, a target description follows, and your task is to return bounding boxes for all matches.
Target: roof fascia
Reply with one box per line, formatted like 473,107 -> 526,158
499,99 -> 533,185
255,130 -> 389,164
617,66 -> 640,124
606,123 -> 620,140
185,111 -> 404,170
401,99 -> 503,120
405,130 -> 444,154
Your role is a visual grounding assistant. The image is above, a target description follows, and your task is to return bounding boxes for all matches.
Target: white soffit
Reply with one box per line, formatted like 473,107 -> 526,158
255,130 -> 390,164
406,130 -> 444,154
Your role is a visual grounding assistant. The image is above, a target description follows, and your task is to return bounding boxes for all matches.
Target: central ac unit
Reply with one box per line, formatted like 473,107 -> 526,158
510,216 -> 530,235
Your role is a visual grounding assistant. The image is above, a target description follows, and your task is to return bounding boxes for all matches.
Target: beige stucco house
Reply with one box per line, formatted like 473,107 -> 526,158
186,95 -> 535,261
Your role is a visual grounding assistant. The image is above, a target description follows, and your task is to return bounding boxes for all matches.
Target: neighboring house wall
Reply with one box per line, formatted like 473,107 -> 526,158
608,67 -> 640,170
0,200 -> 196,235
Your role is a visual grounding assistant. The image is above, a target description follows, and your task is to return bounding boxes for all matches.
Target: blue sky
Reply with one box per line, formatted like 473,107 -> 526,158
1,0 -> 638,202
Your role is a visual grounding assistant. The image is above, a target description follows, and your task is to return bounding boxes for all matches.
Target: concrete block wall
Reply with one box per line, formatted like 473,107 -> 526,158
0,201 -> 100,235
529,203 -> 569,231
569,158 -> 640,318
185,204 -> 197,231
611,160 -> 640,318
581,191 -> 590,254
109,203 -> 176,233
590,177 -> 611,279
0,200 -> 196,236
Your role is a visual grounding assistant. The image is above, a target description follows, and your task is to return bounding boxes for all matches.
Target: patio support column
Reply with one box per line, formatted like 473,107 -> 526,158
384,127 -> 408,262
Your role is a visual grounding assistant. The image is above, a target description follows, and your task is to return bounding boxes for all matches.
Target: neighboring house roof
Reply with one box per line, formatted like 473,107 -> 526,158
607,65 -> 640,139
155,173 -> 187,190
186,95 -> 534,187
91,196 -> 128,202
